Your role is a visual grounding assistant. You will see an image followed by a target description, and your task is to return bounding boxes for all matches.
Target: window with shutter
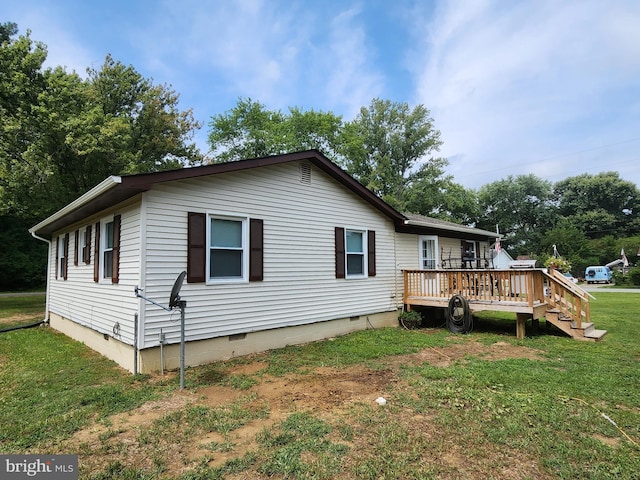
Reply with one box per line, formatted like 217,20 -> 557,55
84,225 -> 92,264
187,212 -> 263,284
336,228 -> 376,279
94,215 -> 121,283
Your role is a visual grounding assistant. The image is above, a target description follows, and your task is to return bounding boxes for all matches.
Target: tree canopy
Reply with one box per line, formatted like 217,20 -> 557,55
208,97 -> 463,215
208,98 -> 344,163
0,23 -> 203,219
553,172 -> 640,238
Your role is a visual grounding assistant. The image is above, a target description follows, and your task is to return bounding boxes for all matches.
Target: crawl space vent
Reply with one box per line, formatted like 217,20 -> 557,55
300,163 -> 311,184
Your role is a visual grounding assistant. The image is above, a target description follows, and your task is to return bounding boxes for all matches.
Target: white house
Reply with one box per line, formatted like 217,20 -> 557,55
30,150 -> 497,373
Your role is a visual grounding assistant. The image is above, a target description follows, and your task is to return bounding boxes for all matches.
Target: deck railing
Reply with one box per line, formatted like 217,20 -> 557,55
403,268 -> 590,326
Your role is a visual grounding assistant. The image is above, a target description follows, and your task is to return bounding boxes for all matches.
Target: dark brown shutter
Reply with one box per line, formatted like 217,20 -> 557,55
74,230 -> 79,266
84,225 -> 92,264
249,218 -> 264,281
55,236 -> 59,280
367,230 -> 376,277
112,215 -> 121,284
93,222 -> 100,282
187,212 -> 206,283
63,233 -> 69,280
335,227 -> 345,279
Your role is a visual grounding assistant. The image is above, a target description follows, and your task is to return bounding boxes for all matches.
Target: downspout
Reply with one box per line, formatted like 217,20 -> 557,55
29,231 -> 51,323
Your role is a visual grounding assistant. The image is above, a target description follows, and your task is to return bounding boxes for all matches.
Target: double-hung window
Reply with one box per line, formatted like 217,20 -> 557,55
102,220 -> 114,279
209,216 -> 247,281
57,234 -> 68,279
346,229 -> 366,278
335,227 -> 376,279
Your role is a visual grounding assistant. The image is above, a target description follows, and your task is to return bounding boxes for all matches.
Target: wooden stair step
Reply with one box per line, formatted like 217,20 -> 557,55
584,329 -> 607,341
571,321 -> 594,331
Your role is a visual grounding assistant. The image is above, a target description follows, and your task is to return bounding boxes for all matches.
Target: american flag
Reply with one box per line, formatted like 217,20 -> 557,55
495,225 -> 500,253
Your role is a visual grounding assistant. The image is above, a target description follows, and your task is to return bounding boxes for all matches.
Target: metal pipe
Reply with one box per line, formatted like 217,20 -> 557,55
29,232 -> 51,323
160,328 -> 165,375
133,313 -> 138,375
179,301 -> 186,390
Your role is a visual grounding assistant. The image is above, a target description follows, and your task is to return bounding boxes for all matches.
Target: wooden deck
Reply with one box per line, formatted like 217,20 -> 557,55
403,268 -> 606,341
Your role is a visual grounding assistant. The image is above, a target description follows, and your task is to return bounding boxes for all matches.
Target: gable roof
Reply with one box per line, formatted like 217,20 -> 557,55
29,149 -> 499,242
30,150 -> 404,238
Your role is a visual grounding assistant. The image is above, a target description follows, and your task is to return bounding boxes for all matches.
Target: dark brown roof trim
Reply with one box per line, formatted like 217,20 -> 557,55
31,150 -> 406,237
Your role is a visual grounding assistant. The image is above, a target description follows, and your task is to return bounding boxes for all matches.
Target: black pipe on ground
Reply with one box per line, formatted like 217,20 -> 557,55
0,320 -> 46,334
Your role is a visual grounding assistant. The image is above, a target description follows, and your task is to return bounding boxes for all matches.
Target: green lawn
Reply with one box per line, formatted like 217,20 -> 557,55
0,292 -> 638,479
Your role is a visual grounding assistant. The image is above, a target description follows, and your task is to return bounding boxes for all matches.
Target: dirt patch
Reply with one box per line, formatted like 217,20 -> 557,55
66,339 -> 548,478
593,433 -> 621,447
0,314 -> 43,326
385,340 -> 547,369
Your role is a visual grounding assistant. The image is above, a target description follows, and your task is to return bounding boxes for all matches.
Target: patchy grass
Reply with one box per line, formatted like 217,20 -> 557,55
0,293 -> 45,327
1,292 -> 639,479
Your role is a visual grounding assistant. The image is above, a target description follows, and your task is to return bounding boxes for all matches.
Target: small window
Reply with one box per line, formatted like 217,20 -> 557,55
208,216 -> 247,281
79,229 -> 86,265
57,235 -> 66,278
102,220 -> 114,279
346,229 -> 366,277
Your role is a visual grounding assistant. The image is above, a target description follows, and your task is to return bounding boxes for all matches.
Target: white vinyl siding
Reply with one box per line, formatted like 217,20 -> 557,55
139,161 -> 397,348
47,204 -> 141,345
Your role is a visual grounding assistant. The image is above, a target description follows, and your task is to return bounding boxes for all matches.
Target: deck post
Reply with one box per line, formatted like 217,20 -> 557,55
516,313 -> 530,339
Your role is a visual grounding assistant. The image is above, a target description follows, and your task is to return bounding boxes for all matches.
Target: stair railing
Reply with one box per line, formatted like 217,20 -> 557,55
543,269 -> 591,328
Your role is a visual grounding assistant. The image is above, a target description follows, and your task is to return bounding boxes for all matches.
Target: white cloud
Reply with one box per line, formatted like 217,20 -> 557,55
131,0 -> 310,108
320,5 -> 385,117
411,0 -> 640,188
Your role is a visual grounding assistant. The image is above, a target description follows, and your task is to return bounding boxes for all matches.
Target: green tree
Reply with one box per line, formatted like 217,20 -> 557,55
405,175 -> 479,224
538,219 -> 594,276
341,98 -> 445,211
1,38 -> 203,219
0,23 -> 204,288
476,174 -> 557,256
208,98 -> 344,163
0,22 -> 48,216
553,172 -> 640,238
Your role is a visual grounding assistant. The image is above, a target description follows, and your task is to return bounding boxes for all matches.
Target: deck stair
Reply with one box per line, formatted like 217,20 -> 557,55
543,269 -> 607,341
544,308 -> 607,341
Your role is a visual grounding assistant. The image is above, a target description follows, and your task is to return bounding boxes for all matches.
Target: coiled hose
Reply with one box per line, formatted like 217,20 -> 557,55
446,294 -> 473,334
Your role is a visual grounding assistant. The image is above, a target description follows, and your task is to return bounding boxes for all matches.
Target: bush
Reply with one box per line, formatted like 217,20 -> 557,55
398,310 -> 422,329
612,268 -> 640,286
629,267 -> 640,286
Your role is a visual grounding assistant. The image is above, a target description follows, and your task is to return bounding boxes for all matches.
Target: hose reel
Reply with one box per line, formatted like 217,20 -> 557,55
446,294 -> 473,334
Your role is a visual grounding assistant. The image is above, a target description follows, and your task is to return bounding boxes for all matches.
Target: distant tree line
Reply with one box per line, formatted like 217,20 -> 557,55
2,22 -> 639,289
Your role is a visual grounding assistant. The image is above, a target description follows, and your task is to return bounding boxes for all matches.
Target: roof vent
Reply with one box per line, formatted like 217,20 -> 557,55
300,163 -> 311,184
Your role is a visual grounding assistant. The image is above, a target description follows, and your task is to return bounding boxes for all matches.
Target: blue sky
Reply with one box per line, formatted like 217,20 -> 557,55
4,0 -> 640,190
